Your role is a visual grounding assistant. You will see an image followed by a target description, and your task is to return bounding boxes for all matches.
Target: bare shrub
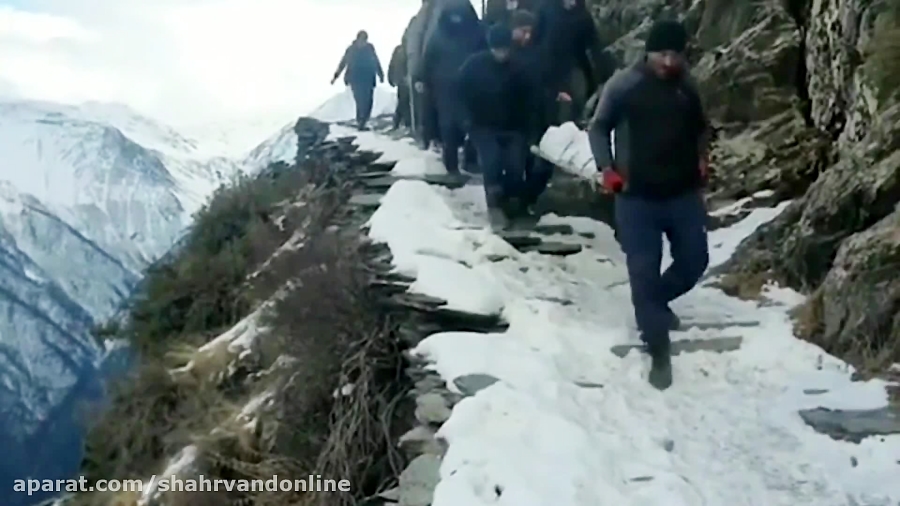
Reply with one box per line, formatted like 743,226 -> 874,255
182,228 -> 408,506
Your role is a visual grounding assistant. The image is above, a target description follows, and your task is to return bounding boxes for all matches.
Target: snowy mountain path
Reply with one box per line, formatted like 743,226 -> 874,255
331,125 -> 900,505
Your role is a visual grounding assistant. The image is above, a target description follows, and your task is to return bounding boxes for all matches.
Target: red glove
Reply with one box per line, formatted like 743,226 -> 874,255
699,157 -> 710,186
600,167 -> 624,193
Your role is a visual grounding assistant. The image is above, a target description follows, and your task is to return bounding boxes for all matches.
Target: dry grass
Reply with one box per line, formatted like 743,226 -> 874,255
790,287 -> 823,342
713,270 -> 772,300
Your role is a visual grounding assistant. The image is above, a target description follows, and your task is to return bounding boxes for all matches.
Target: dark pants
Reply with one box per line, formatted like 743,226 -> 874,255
394,84 -> 411,128
615,191 -> 709,349
351,84 -> 375,128
523,123 -> 553,205
469,129 -> 526,208
435,91 -> 475,174
412,89 -> 439,147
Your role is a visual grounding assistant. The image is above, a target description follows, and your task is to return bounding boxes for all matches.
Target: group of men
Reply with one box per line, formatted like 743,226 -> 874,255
390,0 -> 604,228
332,6 -> 713,389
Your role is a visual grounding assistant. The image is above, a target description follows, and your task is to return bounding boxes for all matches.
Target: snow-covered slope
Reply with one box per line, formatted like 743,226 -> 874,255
309,86 -> 397,123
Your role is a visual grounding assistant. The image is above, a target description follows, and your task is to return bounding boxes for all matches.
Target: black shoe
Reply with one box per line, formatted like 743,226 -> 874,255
487,207 -> 509,231
667,309 -> 682,331
647,342 -> 672,390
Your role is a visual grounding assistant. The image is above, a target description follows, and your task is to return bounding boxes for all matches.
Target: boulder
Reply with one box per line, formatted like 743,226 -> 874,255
811,206 -> 900,363
724,103 -> 900,290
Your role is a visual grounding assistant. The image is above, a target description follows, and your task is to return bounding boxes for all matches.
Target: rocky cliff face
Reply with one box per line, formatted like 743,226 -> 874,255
587,0 -> 900,367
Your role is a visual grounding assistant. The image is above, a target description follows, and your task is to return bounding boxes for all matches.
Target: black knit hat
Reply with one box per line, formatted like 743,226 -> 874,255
511,9 -> 536,28
645,20 -> 687,53
487,24 -> 513,49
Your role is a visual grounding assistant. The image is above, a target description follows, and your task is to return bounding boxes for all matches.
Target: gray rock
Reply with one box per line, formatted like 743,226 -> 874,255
663,439 -> 675,452
532,223 -> 575,235
415,393 -> 452,425
414,375 -> 445,395
520,242 -> 583,256
610,336 -> 743,358
453,374 -> 500,396
349,193 -> 383,208
398,454 -> 441,506
398,426 -> 446,457
803,388 -> 830,395
798,406 -> 900,443
498,231 -> 543,248
378,487 -> 401,502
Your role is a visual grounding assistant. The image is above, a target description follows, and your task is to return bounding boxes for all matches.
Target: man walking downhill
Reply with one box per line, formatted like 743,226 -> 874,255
458,24 -> 535,230
587,20 -> 711,390
509,9 -> 554,224
415,2 -> 485,174
533,0 -> 601,126
332,30 -> 385,130
388,44 -> 411,130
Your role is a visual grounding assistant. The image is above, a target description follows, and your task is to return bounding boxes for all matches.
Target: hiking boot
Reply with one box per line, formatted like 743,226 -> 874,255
666,308 -> 682,331
646,341 -> 672,390
487,207 -> 509,231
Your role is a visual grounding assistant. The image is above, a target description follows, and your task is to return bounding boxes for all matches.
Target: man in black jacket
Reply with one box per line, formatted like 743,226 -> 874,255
458,24 -> 536,229
510,9 -> 554,222
388,44 -> 411,129
587,20 -> 710,390
415,3 -> 485,174
533,0 -> 600,126
332,31 -> 385,130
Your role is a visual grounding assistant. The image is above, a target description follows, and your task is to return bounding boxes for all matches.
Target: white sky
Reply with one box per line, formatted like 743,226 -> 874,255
0,0 -> 424,129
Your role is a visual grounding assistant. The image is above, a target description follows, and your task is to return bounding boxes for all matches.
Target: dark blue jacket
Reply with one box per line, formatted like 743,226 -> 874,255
533,0 -> 598,91
511,41 -> 554,132
417,3 -> 486,94
458,51 -> 535,133
335,42 -> 384,88
587,62 -> 710,199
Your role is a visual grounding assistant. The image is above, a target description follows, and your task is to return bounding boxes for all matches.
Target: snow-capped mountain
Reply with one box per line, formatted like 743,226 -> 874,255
0,98 -> 261,501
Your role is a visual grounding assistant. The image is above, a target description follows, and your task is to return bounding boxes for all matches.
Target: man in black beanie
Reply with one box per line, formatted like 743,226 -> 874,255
458,24 -> 537,229
586,19 -> 711,390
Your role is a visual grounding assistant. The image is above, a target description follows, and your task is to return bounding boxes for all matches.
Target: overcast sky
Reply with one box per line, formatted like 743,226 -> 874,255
0,0 -> 422,128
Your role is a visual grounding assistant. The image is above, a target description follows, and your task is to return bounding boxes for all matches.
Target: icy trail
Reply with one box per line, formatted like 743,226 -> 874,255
330,125 -> 900,505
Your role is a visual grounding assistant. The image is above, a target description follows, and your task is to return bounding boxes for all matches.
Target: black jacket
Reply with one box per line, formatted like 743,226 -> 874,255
587,62 -> 710,200
334,42 -> 384,87
458,51 -> 536,133
417,4 -> 486,93
388,45 -> 407,87
533,0 -> 599,91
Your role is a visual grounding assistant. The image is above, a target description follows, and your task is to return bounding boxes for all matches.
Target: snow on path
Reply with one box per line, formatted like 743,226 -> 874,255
343,127 -> 900,505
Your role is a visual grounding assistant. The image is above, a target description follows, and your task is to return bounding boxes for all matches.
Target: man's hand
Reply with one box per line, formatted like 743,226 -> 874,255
380,75 -> 385,83
596,167 -> 623,194
557,91 -> 572,102
414,81 -> 425,93
331,75 -> 338,85
699,157 -> 710,186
